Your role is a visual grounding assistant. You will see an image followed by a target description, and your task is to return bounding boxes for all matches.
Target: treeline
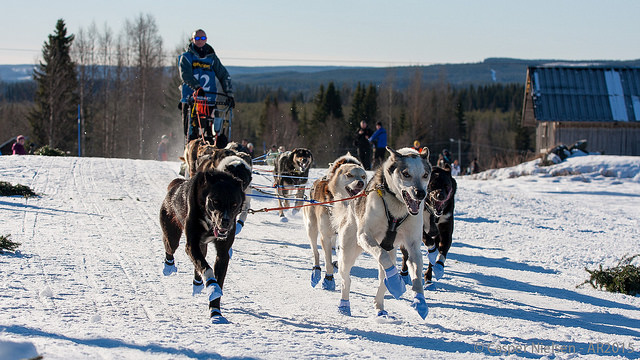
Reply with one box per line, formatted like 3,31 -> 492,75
0,15 -> 531,171
242,78 -> 529,169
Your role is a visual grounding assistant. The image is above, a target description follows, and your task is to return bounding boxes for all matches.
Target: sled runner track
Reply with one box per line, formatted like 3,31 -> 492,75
75,158 -> 185,324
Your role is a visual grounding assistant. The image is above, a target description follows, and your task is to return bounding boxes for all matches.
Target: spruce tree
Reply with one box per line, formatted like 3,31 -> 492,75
363,84 -> 378,123
324,82 -> 343,119
30,19 -> 79,150
349,82 -> 365,128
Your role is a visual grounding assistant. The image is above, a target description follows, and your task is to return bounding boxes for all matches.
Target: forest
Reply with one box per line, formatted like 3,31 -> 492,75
0,15 -> 532,172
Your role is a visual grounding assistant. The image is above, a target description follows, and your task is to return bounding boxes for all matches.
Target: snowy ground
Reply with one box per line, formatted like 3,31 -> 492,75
1,153 -> 639,359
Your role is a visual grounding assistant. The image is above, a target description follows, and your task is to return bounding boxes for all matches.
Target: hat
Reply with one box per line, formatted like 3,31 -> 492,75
161,134 -> 168,140
413,140 -> 420,148
16,135 -> 25,141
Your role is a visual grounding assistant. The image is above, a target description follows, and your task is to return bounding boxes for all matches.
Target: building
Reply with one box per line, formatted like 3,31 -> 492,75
522,66 -> 640,155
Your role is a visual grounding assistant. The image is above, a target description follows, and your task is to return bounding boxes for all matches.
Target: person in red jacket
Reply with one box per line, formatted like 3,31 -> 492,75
12,135 -> 27,155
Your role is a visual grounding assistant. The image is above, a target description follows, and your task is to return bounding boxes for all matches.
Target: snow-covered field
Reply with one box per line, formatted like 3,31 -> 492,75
1,153 -> 639,359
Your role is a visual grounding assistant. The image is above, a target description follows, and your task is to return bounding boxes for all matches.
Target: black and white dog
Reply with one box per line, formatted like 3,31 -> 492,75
273,148 -> 314,220
337,147 -> 432,321
160,169 -> 245,323
401,166 -> 457,284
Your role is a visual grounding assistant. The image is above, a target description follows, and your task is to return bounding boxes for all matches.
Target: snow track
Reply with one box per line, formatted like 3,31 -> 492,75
1,155 -> 640,359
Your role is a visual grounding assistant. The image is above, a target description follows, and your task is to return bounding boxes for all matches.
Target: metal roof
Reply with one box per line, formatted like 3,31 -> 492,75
527,66 -> 640,122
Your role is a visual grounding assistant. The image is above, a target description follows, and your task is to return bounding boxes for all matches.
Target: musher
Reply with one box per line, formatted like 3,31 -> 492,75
179,28 -> 234,145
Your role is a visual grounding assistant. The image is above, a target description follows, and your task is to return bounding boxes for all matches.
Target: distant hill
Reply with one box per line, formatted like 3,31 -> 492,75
3,58 -> 640,92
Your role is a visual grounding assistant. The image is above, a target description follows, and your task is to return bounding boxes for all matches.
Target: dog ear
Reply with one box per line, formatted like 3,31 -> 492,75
386,146 -> 401,158
420,147 -> 430,160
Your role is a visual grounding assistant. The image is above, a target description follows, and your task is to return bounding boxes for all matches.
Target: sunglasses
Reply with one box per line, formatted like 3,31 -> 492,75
193,36 -> 207,41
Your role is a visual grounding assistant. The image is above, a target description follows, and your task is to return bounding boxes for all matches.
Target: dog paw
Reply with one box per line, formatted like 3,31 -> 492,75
433,261 -> 445,280
400,270 -> 412,286
210,308 -> 230,324
411,293 -> 428,319
280,217 -> 288,223
206,278 -> 223,301
375,310 -> 400,324
338,299 -> 351,316
193,284 -> 204,296
427,245 -> 439,266
235,221 -> 243,235
291,208 -> 299,216
383,266 -> 406,299
162,260 -> 177,276
310,266 -> 321,287
322,275 -> 335,291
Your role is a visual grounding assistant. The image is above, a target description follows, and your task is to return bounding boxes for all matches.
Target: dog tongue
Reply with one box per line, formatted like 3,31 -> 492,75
408,199 -> 420,215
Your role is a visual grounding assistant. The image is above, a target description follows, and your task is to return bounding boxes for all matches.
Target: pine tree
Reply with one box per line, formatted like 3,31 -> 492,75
363,84 -> 378,123
324,82 -> 343,119
349,82 -> 365,128
29,19 -> 79,150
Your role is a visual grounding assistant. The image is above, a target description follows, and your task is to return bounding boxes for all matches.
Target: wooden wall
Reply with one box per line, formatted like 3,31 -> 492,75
536,122 -> 640,155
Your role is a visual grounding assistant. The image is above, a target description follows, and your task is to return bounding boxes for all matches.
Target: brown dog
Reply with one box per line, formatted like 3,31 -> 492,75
160,169 -> 245,323
302,153 -> 367,290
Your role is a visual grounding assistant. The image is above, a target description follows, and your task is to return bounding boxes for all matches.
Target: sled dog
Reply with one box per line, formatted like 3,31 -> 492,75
159,169 -> 245,323
273,148 -> 314,219
302,153 -> 367,291
181,139 -> 233,178
337,146 -> 432,321
401,166 -> 457,283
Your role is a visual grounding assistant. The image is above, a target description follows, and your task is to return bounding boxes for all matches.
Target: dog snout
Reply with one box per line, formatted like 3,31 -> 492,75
415,189 -> 426,201
357,180 -> 364,188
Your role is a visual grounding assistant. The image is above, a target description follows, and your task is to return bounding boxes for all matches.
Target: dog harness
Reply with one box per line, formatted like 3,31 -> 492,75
376,184 -> 409,251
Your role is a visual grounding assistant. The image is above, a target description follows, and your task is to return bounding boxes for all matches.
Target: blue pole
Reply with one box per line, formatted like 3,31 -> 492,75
77,104 -> 81,157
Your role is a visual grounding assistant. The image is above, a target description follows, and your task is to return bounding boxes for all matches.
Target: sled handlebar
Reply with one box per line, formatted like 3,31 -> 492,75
188,92 -> 232,107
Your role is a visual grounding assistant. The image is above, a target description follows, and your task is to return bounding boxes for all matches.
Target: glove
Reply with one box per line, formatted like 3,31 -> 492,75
227,94 -> 235,108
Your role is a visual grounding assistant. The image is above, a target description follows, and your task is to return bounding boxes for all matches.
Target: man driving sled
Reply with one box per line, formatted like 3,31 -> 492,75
179,29 -> 234,146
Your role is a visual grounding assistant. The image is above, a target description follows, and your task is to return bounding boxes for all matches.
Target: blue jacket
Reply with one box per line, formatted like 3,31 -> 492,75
178,43 -> 233,102
369,127 -> 387,148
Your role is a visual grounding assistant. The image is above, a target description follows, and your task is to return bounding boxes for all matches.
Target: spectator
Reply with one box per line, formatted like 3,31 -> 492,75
246,142 -> 255,158
451,159 -> 461,176
157,135 -> 169,161
238,139 -> 250,154
12,135 -> 27,155
437,153 -> 447,168
354,120 -> 373,170
412,140 -> 422,153
442,149 -> 452,165
469,158 -> 480,174
266,145 -> 279,166
369,121 -> 387,168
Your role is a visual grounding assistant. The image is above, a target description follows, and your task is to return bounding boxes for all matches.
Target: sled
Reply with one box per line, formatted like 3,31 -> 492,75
185,92 -> 234,148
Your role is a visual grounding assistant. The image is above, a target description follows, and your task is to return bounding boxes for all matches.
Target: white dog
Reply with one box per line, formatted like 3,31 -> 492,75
303,153 -> 367,291
337,146 -> 431,321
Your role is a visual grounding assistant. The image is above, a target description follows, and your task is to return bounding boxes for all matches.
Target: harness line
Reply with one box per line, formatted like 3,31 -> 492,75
247,185 -> 381,215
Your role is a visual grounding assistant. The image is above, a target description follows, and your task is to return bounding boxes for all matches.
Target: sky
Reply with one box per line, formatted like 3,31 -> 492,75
1,0 -> 640,67
1,153 -> 639,358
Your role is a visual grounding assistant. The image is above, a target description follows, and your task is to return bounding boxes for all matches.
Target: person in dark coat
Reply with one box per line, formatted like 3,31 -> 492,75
12,135 -> 27,155
354,120 -> 373,170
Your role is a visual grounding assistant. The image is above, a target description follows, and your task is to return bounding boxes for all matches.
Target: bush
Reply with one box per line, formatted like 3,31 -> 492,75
0,234 -> 21,254
0,181 -> 38,197
580,254 -> 640,296
34,145 -> 67,156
